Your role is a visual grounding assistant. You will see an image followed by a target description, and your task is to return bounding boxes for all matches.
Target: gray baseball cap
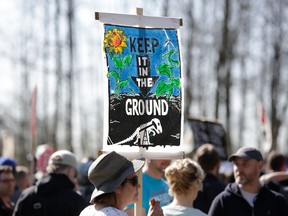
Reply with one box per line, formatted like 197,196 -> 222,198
228,147 -> 263,162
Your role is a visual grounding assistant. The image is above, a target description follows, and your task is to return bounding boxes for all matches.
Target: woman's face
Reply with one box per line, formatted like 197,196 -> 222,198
116,172 -> 140,209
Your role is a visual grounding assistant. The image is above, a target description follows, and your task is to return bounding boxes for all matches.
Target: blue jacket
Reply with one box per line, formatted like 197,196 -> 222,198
208,182 -> 288,216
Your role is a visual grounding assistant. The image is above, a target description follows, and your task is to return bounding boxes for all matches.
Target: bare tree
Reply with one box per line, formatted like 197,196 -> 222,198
162,0 -> 170,16
65,0 -> 75,152
235,0 -> 251,149
183,0 -> 194,119
269,0 -> 288,150
214,0 -> 236,151
42,0 -> 50,143
17,1 -> 37,165
51,0 -> 63,150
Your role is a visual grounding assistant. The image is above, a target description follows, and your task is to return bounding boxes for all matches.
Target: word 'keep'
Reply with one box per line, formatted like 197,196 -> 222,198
130,37 -> 159,53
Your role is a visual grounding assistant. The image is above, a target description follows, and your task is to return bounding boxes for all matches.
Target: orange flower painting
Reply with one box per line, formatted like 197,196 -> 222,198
104,28 -> 127,54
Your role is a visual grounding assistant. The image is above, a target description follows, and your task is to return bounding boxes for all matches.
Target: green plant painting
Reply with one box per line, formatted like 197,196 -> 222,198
155,49 -> 181,99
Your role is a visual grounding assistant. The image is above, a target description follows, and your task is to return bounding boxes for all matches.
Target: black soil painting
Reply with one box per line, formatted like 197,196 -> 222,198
107,94 -> 181,148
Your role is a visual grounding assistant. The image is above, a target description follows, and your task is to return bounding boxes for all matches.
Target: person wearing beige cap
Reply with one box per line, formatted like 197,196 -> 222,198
208,147 -> 288,216
79,151 -> 164,216
13,150 -> 87,216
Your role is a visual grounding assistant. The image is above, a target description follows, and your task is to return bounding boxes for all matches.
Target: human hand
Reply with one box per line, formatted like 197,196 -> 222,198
147,199 -> 163,216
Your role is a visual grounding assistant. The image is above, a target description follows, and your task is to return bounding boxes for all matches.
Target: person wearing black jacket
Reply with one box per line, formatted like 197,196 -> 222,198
193,144 -> 226,213
13,150 -> 87,216
264,151 -> 288,198
0,166 -> 16,216
208,147 -> 288,216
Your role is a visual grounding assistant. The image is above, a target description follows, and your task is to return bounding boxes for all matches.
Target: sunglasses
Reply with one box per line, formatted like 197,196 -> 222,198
124,176 -> 139,187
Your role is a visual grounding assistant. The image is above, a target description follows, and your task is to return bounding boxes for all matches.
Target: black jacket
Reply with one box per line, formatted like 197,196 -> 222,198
194,173 -> 226,213
266,179 -> 288,199
208,182 -> 288,216
13,173 -> 87,216
0,198 -> 14,216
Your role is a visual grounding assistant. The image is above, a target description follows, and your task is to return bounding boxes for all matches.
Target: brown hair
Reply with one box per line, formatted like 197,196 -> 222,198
91,178 -> 127,205
194,143 -> 221,172
267,151 -> 286,172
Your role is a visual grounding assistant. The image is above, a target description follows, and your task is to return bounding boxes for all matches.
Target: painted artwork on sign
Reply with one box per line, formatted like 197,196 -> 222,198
104,24 -> 182,149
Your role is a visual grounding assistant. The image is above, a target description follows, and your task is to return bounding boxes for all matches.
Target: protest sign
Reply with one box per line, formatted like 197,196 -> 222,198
96,10 -> 184,158
186,118 -> 228,159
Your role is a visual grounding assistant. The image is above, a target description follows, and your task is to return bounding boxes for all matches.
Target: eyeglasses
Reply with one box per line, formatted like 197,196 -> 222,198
124,176 -> 139,187
0,179 -> 15,184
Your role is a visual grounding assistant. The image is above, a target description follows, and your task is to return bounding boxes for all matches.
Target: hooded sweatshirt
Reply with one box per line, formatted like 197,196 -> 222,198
13,173 -> 87,216
208,182 -> 288,216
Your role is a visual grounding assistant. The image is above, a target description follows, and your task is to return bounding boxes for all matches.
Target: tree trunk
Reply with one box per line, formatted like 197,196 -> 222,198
269,0 -> 287,151
215,0 -> 231,119
162,0 -> 170,16
215,0 -> 233,152
42,0 -> 50,143
270,41 -> 281,151
183,1 -> 194,119
66,0 -> 75,152
51,0 -> 62,150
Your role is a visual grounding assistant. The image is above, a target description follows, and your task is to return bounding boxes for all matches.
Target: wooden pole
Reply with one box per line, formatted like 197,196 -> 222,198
135,167 -> 143,216
135,8 -> 144,216
30,86 -> 37,183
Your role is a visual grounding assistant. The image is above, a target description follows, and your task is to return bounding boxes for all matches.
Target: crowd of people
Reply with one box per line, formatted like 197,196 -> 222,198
0,144 -> 288,216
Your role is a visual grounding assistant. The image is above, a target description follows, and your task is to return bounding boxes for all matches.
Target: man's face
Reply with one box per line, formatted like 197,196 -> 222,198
150,160 -> 171,174
233,157 -> 262,186
0,172 -> 15,198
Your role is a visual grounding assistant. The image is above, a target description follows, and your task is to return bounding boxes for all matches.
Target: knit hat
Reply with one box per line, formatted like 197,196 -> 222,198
0,157 -> 16,169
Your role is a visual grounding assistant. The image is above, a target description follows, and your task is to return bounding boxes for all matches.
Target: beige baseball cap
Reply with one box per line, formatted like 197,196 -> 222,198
48,150 -> 78,170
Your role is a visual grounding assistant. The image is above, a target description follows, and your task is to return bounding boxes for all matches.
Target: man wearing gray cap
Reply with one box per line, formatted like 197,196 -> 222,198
13,150 -> 87,216
208,147 -> 288,216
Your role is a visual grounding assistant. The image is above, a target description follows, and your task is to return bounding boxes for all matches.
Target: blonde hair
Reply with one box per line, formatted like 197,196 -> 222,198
165,158 -> 204,196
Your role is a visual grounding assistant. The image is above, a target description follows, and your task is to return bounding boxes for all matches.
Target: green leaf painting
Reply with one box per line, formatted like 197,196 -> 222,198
104,28 -> 133,99
155,49 -> 181,100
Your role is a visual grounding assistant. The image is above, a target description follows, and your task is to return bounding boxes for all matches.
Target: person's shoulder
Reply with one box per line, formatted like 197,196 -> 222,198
79,206 -> 124,216
264,186 -> 288,198
80,205 -> 97,216
162,204 -> 180,216
17,185 -> 37,200
260,185 -> 288,204
204,174 -> 226,190
60,187 -> 86,200
142,172 -> 152,180
22,185 -> 36,193
163,205 -> 207,216
191,208 -> 208,216
101,207 -> 128,216
142,172 -> 167,184
211,183 -> 238,200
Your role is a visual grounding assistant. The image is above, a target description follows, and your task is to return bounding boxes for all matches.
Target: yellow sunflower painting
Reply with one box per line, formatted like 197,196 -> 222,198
104,28 -> 127,54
